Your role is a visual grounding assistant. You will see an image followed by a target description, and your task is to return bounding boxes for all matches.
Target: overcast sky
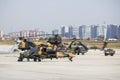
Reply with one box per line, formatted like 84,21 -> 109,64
0,0 -> 120,33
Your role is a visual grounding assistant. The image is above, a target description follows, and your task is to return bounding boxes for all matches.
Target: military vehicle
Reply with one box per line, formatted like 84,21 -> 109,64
15,44 -> 75,62
101,41 -> 116,56
104,48 -> 115,56
16,35 -> 75,62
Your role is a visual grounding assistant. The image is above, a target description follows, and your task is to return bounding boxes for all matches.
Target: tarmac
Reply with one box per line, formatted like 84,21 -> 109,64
0,45 -> 120,80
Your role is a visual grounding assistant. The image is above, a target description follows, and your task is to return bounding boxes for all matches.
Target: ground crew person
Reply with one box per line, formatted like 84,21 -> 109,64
102,41 -> 108,50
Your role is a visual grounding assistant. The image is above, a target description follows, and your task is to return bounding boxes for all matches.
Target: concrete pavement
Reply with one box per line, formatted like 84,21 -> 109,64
0,49 -> 120,80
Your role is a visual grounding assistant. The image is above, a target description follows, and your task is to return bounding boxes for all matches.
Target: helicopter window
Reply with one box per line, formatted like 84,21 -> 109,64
42,48 -> 47,52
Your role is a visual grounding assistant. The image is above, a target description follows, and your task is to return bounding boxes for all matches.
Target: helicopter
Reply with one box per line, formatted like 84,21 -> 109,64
15,34 -> 75,62
66,38 -> 88,55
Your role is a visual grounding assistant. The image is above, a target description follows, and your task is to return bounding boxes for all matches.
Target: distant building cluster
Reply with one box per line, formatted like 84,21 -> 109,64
0,30 -> 4,40
0,24 -> 120,40
55,24 -> 120,40
0,29 -> 49,40
10,30 -> 48,40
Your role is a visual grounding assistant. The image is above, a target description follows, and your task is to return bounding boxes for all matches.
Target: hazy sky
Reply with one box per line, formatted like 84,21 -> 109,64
0,0 -> 120,33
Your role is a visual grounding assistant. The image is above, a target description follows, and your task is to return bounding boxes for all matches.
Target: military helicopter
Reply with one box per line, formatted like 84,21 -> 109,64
66,38 -> 88,55
16,34 -> 75,62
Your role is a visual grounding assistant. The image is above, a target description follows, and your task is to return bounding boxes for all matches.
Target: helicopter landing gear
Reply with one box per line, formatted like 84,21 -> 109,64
69,57 -> 73,62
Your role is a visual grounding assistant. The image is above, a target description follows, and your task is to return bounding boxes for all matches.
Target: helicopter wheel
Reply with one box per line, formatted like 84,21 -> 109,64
69,57 -> 73,62
50,57 -> 53,60
38,58 -> 41,62
77,52 -> 80,55
33,58 -> 37,62
18,54 -> 24,62
105,53 -> 108,56
18,57 -> 23,62
110,53 -> 114,56
27,58 -> 30,62
81,53 -> 84,55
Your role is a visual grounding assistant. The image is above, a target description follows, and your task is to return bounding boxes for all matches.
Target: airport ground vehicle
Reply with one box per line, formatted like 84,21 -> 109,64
104,48 -> 115,56
89,41 -> 116,56
102,41 -> 115,56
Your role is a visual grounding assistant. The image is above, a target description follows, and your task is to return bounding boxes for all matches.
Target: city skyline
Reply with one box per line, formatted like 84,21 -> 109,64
0,0 -> 120,33
1,24 -> 119,40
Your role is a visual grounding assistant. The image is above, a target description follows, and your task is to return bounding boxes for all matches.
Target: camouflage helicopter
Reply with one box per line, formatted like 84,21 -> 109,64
16,35 -> 75,62
66,38 -> 88,55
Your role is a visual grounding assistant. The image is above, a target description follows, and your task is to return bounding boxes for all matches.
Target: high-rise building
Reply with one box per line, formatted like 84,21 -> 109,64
106,24 -> 118,39
85,25 -> 91,39
61,26 -> 65,37
117,25 -> 120,39
79,26 -> 83,38
52,29 -> 59,35
68,26 -> 73,38
0,30 -> 4,40
79,25 -> 91,39
61,26 -> 70,38
97,25 -> 104,37
0,30 -> 4,37
91,25 -> 97,39
103,23 -> 107,40
72,27 -> 79,39
65,26 -> 69,38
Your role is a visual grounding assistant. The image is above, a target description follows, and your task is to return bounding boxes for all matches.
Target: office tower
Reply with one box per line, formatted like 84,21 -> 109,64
52,29 -> 59,35
69,26 -> 73,38
79,25 -> 91,39
97,25 -> 104,38
61,26 -> 65,37
106,24 -> 118,39
73,27 -> 79,39
91,25 -> 97,39
61,26 -> 70,38
0,30 -> 4,38
117,25 -> 120,39
79,26 -> 83,38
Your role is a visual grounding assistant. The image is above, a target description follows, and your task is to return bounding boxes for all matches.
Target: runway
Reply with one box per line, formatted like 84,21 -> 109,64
0,48 -> 120,80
